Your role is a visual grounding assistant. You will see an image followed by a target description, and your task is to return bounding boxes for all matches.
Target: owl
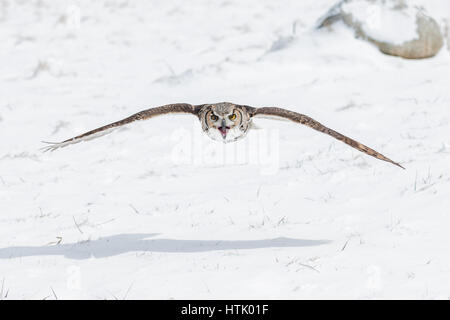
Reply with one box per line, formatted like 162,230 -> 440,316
42,102 -> 404,169
197,103 -> 253,143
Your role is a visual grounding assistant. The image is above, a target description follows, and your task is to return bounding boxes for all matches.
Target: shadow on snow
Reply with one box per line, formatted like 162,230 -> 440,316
0,233 -> 330,260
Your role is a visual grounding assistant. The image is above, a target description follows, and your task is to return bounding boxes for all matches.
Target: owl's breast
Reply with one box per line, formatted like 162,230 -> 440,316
203,123 -> 250,143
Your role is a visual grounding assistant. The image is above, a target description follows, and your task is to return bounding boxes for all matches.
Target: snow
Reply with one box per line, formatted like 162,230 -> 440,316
342,0 -> 419,45
1,0 -> 450,299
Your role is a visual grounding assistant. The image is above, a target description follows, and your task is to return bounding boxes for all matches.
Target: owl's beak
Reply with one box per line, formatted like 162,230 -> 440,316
218,121 -> 230,139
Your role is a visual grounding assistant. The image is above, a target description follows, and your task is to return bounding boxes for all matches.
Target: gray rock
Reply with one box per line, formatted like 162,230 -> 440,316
317,0 -> 444,59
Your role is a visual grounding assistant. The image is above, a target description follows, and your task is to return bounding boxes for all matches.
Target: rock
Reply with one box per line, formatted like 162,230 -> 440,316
317,0 -> 444,59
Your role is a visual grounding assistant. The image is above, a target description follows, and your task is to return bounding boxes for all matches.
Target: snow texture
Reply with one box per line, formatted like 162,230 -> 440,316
1,0 -> 450,299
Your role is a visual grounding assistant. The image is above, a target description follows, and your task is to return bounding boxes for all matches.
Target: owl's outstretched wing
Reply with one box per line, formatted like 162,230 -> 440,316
42,103 -> 200,152
250,107 -> 404,169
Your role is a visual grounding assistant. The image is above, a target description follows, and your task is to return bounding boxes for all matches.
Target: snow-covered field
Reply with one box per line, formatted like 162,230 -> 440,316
1,0 -> 450,299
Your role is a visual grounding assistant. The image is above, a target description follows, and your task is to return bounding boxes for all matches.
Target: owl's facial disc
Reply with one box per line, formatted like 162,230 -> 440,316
200,103 -> 250,143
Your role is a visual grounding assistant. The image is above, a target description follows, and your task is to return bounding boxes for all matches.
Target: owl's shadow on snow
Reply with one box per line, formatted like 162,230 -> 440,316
0,233 -> 330,260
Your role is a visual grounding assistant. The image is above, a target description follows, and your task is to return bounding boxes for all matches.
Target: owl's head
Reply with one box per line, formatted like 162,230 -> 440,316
198,102 -> 252,143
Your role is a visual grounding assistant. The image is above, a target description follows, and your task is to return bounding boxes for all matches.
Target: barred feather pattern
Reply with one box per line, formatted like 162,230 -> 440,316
42,103 -> 198,152
251,107 -> 404,169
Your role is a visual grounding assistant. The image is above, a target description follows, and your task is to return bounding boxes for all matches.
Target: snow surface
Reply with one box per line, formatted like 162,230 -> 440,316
1,0 -> 450,299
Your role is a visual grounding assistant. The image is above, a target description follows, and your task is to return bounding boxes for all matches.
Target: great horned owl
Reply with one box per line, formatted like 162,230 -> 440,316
42,102 -> 404,169
197,103 -> 253,143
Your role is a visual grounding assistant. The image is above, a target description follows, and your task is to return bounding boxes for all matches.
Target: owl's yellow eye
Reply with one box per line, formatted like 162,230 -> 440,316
229,114 -> 237,121
211,114 -> 219,121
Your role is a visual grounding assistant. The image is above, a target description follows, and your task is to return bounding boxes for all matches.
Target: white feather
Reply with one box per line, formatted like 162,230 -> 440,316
252,114 -> 291,123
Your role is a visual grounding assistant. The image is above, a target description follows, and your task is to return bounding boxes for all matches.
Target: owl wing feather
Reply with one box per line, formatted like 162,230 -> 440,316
42,103 -> 200,152
250,107 -> 404,169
